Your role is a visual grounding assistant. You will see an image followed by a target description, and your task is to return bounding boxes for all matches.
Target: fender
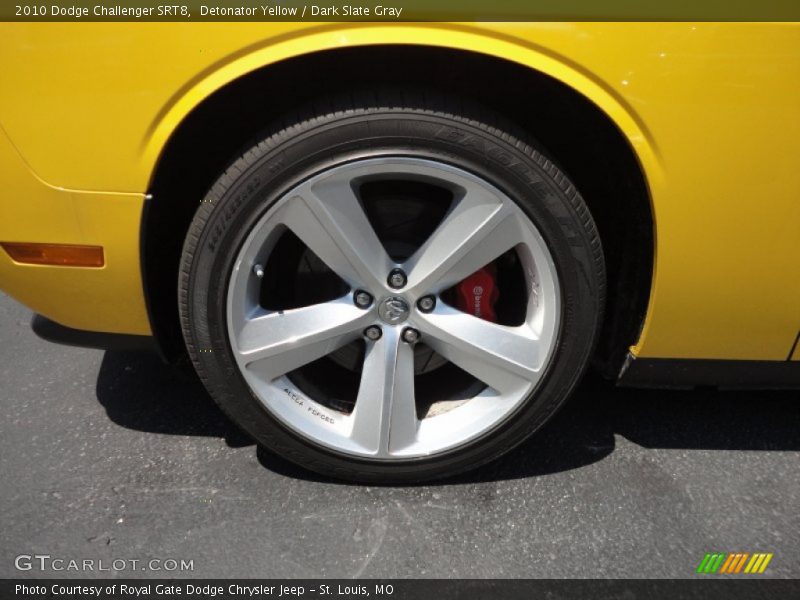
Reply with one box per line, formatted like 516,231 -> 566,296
143,24 -> 662,194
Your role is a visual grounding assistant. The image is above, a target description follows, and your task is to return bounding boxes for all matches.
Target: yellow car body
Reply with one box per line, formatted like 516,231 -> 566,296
1,22 -> 798,379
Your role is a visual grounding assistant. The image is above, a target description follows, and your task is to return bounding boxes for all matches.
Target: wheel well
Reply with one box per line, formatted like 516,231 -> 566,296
144,45 -> 653,377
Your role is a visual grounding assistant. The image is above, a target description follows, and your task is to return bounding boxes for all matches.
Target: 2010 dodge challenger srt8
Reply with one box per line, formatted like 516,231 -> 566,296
0,23 -> 798,482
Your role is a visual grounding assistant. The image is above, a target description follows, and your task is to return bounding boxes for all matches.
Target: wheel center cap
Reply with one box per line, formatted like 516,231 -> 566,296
378,296 -> 410,324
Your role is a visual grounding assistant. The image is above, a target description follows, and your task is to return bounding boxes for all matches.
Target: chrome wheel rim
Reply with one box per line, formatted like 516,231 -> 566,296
226,157 -> 560,459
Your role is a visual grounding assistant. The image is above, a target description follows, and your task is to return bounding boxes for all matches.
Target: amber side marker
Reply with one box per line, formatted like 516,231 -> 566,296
1,242 -> 105,267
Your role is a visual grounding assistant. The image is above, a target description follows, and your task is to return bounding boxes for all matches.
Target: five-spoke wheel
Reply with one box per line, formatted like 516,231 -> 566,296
226,158 -> 560,459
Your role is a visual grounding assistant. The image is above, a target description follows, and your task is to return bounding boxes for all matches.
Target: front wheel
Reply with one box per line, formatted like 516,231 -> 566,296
179,93 -> 605,482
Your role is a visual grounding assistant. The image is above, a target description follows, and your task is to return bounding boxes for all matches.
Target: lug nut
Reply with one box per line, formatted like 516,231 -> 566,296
401,327 -> 420,344
354,290 -> 373,308
364,326 -> 383,341
417,295 -> 436,313
387,268 -> 407,289
253,264 -> 265,278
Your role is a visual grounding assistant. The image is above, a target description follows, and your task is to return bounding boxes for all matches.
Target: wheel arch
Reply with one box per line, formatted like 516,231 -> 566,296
144,27 -> 656,377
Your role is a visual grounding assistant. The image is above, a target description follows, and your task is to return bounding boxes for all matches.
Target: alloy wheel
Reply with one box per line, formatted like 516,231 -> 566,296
225,157 -> 560,459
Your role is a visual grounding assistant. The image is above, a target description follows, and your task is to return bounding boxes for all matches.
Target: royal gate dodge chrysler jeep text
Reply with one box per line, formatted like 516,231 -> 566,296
1,23 -> 798,481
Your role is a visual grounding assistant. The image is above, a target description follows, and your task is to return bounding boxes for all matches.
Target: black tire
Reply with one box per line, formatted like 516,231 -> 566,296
178,91 -> 605,483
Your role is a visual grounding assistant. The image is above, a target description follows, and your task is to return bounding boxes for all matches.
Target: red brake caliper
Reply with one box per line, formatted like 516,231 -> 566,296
455,264 -> 500,322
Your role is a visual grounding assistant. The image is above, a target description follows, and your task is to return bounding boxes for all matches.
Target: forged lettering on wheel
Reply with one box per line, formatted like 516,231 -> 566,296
284,387 -> 336,425
282,388 -> 304,406
307,406 -> 335,425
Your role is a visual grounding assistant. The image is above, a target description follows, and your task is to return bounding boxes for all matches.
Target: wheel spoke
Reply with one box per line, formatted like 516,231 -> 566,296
349,327 -> 418,455
404,189 -> 522,295
417,305 -> 542,394
280,175 -> 393,291
234,297 -> 370,380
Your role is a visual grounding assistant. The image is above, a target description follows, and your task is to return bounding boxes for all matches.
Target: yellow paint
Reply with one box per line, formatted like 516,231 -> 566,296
0,124 -> 150,334
0,22 -> 798,360
791,336 -> 800,361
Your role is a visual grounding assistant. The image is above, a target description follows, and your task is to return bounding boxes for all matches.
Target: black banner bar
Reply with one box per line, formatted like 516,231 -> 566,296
2,579 -> 799,600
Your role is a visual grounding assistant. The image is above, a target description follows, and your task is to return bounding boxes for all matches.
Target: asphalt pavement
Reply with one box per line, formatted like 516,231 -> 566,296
1,291 -> 798,579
